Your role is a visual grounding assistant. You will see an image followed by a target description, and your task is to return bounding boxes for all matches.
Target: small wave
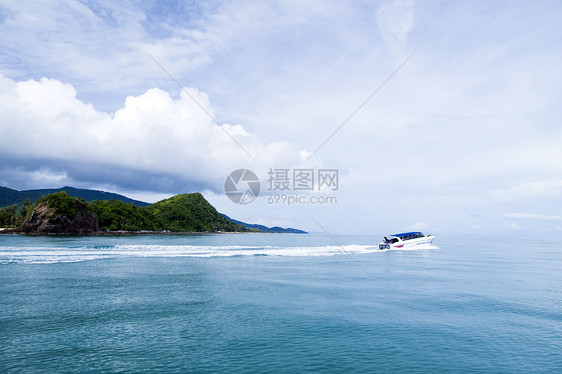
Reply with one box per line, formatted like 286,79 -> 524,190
391,243 -> 439,251
0,243 -> 437,264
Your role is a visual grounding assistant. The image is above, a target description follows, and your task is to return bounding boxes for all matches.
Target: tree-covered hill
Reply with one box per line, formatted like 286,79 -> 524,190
7,191 -> 245,234
88,200 -> 157,232
145,193 -> 243,232
89,193 -> 243,232
1,187 -> 307,234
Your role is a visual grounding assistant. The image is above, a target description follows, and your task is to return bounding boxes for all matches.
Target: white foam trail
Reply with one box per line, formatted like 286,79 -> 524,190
0,243 -> 438,264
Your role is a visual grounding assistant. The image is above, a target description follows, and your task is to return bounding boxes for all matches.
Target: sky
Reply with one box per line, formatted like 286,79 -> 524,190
1,0 -> 562,235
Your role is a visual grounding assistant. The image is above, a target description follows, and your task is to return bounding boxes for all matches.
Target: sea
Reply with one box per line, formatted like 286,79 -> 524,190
0,233 -> 560,373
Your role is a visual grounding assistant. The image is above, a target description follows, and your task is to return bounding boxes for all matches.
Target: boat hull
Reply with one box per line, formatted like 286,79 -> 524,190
378,235 -> 434,250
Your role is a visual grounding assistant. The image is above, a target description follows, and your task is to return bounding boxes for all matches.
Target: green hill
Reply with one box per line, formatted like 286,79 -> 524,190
87,200 -> 157,231
89,193 -> 243,232
1,187 -> 307,234
145,193 -> 243,232
10,191 -> 244,234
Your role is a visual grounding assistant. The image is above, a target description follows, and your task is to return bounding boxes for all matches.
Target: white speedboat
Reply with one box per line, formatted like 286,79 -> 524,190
378,232 -> 434,250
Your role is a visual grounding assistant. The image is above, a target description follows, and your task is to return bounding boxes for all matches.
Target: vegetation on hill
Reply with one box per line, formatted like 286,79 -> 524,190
18,192 -> 99,235
35,192 -> 90,218
0,199 -> 32,227
145,193 -> 243,232
0,204 -> 18,227
0,187 -> 21,207
3,191 -> 245,233
89,200 -> 157,231
1,188 -> 306,234
88,194 -> 243,232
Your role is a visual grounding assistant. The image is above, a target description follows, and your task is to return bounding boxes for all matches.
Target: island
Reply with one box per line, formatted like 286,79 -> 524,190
0,188 -> 307,235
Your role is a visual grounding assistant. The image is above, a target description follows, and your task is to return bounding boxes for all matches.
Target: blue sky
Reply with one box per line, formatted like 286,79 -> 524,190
1,0 -> 562,235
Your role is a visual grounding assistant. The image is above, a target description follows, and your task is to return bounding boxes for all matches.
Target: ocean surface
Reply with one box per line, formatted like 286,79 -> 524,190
0,233 -> 560,373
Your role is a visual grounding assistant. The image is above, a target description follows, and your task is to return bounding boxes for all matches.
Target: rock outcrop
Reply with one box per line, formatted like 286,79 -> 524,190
17,204 -> 98,235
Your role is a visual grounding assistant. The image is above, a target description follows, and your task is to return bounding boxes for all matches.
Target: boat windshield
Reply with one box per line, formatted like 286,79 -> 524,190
384,237 -> 399,244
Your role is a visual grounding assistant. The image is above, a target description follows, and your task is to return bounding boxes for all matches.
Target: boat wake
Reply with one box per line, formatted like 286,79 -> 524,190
0,243 -> 439,264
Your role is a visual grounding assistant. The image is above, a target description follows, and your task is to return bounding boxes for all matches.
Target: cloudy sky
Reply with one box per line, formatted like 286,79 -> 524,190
1,0 -> 561,235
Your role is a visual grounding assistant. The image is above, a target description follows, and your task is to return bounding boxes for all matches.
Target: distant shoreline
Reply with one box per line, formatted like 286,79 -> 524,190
0,229 -> 291,236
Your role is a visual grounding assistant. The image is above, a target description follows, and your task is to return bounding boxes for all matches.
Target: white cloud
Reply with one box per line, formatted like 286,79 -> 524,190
0,74 -> 309,193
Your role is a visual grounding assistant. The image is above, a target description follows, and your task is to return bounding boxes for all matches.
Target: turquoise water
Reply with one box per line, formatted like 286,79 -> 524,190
0,233 -> 560,373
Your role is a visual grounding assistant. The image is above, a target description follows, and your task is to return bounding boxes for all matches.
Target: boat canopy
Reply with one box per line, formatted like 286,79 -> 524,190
391,232 -> 424,239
